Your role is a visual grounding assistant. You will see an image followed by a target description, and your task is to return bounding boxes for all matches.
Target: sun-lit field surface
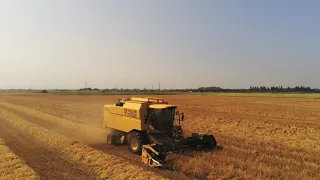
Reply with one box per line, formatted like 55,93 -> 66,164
0,92 -> 319,179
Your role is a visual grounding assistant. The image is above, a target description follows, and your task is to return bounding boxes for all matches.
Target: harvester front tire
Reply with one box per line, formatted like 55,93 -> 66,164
107,134 -> 117,145
128,131 -> 143,154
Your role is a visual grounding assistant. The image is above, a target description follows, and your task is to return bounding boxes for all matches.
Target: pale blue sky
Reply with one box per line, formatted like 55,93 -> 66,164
0,0 -> 319,89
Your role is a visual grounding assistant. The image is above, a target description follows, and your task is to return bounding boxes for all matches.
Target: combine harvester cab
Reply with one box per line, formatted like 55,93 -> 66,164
103,97 -> 217,167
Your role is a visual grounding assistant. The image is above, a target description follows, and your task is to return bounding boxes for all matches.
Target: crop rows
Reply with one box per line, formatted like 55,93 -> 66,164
0,137 -> 39,179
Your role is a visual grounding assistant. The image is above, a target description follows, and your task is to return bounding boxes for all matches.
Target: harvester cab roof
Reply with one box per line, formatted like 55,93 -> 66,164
116,97 -> 172,106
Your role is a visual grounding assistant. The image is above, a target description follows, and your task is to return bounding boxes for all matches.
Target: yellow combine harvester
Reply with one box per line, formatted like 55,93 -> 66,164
104,97 -> 217,167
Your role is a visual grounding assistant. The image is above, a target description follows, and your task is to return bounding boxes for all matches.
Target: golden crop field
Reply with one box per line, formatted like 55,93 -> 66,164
0,93 -> 319,179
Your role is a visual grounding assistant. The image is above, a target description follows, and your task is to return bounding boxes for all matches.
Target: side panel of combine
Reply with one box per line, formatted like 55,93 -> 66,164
104,102 -> 145,132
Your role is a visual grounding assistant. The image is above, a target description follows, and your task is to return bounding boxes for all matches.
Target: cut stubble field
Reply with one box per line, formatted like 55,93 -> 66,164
0,93 -> 319,179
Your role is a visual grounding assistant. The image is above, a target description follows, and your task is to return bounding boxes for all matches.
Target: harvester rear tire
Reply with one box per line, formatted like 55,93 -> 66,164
128,131 -> 144,154
107,134 -> 117,145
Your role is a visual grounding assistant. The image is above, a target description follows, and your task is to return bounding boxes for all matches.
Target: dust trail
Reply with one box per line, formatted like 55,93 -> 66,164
69,125 -> 111,145
0,119 -> 98,180
0,102 -> 111,145
47,123 -> 111,145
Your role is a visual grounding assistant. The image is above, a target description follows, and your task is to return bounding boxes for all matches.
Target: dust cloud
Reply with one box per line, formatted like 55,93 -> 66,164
49,124 -> 111,145
79,126 -> 111,145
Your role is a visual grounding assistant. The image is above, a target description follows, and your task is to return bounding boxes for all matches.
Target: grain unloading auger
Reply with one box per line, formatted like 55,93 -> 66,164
103,97 -> 217,167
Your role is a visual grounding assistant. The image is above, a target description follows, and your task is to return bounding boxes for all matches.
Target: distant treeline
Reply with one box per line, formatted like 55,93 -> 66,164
248,86 -> 320,93
79,86 -> 320,93
195,86 -> 320,93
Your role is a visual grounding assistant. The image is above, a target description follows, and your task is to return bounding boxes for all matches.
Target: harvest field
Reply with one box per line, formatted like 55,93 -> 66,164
0,93 -> 319,179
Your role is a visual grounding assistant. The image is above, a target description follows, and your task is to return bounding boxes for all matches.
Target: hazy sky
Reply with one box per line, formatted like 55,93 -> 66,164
0,0 -> 319,89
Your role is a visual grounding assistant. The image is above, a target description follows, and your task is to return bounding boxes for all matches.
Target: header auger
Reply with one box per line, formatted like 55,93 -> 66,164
103,97 -> 217,167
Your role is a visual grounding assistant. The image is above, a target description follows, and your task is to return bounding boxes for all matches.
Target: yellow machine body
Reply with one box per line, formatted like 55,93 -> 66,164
104,97 -> 217,168
103,97 -> 177,133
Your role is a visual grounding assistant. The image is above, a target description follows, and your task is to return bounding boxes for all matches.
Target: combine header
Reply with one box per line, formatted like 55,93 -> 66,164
103,97 -> 217,167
